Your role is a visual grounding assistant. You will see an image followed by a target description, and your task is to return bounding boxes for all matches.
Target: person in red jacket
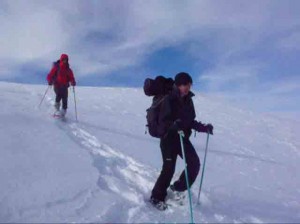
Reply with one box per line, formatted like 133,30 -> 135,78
47,54 -> 76,116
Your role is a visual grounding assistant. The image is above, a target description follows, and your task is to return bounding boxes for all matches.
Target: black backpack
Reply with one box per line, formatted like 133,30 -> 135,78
144,76 -> 174,138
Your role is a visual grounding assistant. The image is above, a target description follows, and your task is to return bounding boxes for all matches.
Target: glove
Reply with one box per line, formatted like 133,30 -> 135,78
71,81 -> 76,86
205,123 -> 214,135
48,81 -> 53,86
169,119 -> 183,132
194,121 -> 214,135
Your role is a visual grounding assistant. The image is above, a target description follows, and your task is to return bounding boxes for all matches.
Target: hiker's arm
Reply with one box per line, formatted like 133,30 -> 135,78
192,120 -> 206,132
189,99 -> 207,132
190,99 -> 214,134
47,66 -> 57,85
181,99 -> 196,130
69,69 -> 76,86
193,121 -> 214,135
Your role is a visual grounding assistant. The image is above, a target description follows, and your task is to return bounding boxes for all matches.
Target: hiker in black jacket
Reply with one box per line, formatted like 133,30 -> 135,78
150,72 -> 214,210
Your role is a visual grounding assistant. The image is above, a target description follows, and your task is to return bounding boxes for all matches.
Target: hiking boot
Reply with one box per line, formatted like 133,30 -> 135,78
54,102 -> 60,111
60,109 -> 67,117
149,197 -> 168,211
170,185 -> 186,201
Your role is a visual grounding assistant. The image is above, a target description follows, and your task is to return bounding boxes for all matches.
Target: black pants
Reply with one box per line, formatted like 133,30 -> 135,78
54,86 -> 68,110
151,132 -> 200,201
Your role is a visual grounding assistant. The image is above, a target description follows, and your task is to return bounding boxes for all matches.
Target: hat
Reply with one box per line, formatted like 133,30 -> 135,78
175,72 -> 193,86
60,54 -> 69,61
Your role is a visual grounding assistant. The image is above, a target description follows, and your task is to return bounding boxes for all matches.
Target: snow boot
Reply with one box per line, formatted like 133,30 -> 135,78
149,197 -> 168,211
169,185 -> 186,202
60,109 -> 67,117
54,102 -> 60,111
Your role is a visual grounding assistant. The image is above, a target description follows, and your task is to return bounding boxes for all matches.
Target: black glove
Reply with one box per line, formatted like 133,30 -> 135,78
205,123 -> 214,135
169,119 -> 183,132
48,81 -> 53,86
193,121 -> 214,135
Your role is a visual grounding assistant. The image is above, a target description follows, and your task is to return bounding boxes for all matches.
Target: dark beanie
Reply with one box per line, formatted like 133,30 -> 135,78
175,72 -> 193,86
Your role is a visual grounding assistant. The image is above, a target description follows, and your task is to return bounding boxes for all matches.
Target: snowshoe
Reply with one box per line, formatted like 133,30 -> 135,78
52,109 -> 67,121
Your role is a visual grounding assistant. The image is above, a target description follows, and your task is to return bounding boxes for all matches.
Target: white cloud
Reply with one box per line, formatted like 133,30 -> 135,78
0,0 -> 299,81
265,77 -> 300,94
199,61 -> 263,93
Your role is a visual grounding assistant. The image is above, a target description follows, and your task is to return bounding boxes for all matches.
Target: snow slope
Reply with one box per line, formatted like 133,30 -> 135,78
0,81 -> 299,223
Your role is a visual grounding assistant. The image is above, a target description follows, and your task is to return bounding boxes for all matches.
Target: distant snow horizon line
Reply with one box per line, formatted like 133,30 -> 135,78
1,80 -> 300,121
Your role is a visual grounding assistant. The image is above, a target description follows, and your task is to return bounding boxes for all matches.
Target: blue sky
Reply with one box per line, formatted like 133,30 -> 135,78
0,0 -> 300,114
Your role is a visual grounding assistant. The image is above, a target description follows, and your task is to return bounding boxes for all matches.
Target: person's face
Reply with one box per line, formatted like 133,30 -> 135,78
62,58 -> 68,64
178,83 -> 192,97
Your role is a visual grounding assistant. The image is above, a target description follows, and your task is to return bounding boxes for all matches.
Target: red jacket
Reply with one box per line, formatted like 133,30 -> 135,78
47,54 -> 76,87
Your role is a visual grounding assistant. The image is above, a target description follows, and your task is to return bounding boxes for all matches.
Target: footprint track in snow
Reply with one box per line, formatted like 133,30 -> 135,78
35,90 -> 160,221
52,117 -> 160,221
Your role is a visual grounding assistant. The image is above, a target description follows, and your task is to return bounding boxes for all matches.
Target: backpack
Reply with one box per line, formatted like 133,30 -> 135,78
51,60 -> 70,84
144,76 -> 174,138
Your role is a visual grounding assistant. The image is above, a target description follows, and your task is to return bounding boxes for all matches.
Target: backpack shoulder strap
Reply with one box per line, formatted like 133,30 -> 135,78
152,95 -> 169,108
50,61 -> 60,83
54,61 -> 60,76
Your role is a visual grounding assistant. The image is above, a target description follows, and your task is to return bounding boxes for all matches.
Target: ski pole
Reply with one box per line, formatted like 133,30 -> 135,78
38,85 -> 51,108
197,132 -> 210,205
178,131 -> 194,224
72,86 -> 78,122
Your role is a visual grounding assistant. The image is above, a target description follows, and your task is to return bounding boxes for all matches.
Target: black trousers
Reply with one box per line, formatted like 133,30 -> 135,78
54,86 -> 68,110
151,132 -> 200,201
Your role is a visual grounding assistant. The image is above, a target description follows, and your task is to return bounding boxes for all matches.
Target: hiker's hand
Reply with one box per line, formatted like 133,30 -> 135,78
170,119 -> 183,132
205,123 -> 214,135
48,82 -> 53,86
193,121 -> 213,135
193,121 -> 205,132
71,81 -> 76,86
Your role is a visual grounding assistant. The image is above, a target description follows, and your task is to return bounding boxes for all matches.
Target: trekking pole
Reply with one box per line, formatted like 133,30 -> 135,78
197,132 -> 210,205
72,86 -> 78,122
178,130 -> 194,224
38,85 -> 51,108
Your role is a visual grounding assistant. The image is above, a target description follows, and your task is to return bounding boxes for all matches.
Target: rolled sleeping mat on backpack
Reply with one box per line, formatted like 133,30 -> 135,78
143,76 -> 174,96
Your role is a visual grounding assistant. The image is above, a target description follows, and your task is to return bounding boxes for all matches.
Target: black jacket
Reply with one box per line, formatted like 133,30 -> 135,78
158,87 -> 197,138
